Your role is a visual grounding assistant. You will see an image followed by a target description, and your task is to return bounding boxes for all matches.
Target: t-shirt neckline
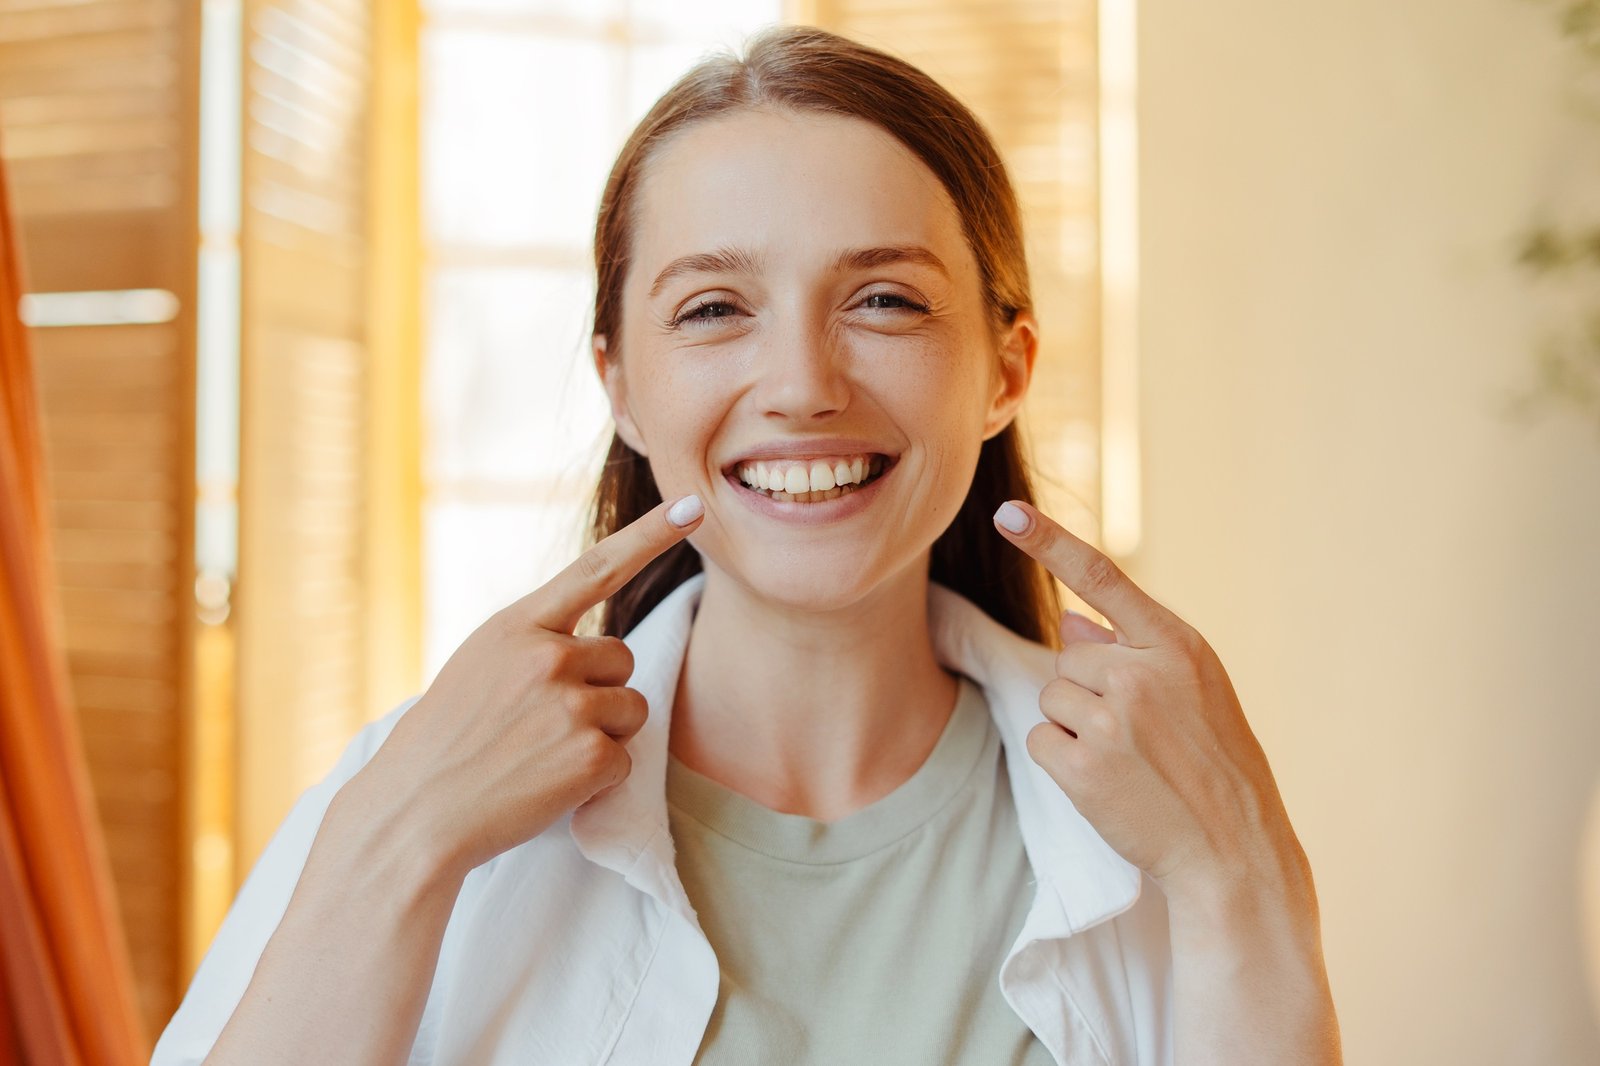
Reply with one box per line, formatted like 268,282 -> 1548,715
664,674 -> 995,865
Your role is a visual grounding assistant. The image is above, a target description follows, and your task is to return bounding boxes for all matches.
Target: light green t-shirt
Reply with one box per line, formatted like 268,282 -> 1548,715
665,674 -> 1057,1066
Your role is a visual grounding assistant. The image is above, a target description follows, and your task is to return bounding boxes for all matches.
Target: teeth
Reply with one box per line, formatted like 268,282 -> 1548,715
733,453 -> 884,495
773,486 -> 849,503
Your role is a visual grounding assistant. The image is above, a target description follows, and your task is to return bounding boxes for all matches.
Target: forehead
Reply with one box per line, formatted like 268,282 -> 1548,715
630,108 -> 971,285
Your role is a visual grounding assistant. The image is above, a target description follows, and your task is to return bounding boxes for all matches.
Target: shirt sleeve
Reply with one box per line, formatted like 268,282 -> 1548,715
1120,869 -> 1176,1066
149,695 -> 423,1066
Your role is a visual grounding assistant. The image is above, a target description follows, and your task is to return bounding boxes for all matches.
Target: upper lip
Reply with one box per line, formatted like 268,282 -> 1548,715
722,437 -> 899,473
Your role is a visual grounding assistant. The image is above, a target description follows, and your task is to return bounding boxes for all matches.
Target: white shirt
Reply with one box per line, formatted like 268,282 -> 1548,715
153,572 -> 1175,1065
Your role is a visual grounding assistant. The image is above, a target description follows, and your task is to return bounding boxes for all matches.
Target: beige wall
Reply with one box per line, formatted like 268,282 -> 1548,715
1132,1 -> 1600,1061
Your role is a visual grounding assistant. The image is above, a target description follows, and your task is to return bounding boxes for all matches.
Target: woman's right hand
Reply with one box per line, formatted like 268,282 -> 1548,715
353,494 -> 704,881
197,496 -> 704,1064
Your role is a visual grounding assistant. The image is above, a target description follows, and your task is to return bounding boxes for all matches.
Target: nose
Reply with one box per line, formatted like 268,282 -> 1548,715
750,314 -> 851,421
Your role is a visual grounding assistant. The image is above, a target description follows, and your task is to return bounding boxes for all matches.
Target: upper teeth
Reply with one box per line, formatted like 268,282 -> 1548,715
734,455 -> 879,494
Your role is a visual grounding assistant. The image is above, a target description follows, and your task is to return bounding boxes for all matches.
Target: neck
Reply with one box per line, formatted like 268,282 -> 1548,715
668,557 -> 960,822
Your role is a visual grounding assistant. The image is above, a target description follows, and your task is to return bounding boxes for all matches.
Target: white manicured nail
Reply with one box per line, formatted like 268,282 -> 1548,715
667,494 -> 703,527
993,501 -> 1029,534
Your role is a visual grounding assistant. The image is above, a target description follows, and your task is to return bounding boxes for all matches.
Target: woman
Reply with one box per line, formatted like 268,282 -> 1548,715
155,25 -> 1341,1065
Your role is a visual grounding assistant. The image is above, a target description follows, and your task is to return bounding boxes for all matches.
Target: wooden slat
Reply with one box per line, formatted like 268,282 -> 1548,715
0,28 -> 176,77
0,87 -> 171,127
2,115 -> 178,159
51,485 -> 179,516
50,507 -> 176,546
62,617 -> 176,657
65,647 -> 169,681
0,51 -> 172,99
31,322 -> 176,362
9,143 -> 175,188
0,0 -> 172,43
69,674 -> 174,714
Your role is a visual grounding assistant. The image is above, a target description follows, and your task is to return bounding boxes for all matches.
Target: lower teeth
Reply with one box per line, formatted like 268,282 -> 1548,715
770,480 -> 863,503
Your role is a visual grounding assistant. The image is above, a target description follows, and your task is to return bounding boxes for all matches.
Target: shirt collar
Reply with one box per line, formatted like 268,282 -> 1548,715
569,571 -> 1142,941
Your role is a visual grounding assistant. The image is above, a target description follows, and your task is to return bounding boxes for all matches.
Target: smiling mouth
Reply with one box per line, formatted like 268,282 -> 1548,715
724,454 -> 895,503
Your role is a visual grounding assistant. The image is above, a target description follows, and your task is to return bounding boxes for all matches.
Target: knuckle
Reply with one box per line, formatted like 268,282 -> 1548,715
1063,737 -> 1096,779
623,687 -> 648,726
1168,644 -> 1205,689
1025,721 -> 1056,762
605,636 -> 636,675
1103,660 -> 1133,692
1177,624 -> 1211,663
1082,706 -> 1121,744
1105,661 -> 1148,699
531,637 -> 576,678
578,730 -> 616,776
608,742 -> 633,786
576,546 -> 615,587
1078,551 -> 1123,598
580,686 -> 614,726
1039,677 -> 1071,715
1037,684 -> 1081,739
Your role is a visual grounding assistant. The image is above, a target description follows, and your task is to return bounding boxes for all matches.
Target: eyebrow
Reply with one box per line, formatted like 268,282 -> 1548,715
646,244 -> 950,300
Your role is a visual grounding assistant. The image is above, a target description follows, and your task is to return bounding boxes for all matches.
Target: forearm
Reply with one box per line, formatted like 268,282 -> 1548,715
1164,839 -> 1342,1066
207,768 -> 465,1066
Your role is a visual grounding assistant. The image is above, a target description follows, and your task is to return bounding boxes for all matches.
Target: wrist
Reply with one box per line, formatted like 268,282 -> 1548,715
322,762 -> 469,909
1161,829 -> 1322,960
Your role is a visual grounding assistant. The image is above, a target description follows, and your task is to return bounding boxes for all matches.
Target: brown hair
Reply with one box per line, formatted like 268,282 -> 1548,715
587,24 -> 1062,648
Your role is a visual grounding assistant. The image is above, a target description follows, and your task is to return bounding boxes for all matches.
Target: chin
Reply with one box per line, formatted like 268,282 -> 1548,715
704,550 -> 922,616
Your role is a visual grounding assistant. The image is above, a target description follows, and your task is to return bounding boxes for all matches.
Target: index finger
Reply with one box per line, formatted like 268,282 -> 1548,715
526,494 -> 704,634
991,499 -> 1178,649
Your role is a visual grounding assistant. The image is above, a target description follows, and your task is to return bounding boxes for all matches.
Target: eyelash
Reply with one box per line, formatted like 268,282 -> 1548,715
669,292 -> 931,329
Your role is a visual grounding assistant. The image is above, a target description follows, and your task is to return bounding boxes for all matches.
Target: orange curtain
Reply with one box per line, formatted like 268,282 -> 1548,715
0,143 -> 146,1061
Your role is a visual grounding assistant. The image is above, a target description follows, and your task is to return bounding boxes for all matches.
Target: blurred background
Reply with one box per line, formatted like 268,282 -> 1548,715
0,0 -> 1596,1060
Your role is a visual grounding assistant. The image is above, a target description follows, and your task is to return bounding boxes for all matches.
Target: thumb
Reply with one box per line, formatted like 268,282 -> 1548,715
1060,608 -> 1117,646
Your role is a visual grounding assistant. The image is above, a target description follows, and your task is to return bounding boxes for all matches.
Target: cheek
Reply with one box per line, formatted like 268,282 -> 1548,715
875,345 -> 992,437
883,353 -> 991,506
627,366 -> 728,471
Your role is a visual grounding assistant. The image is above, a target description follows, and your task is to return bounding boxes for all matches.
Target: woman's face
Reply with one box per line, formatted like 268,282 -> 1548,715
597,106 -> 1035,612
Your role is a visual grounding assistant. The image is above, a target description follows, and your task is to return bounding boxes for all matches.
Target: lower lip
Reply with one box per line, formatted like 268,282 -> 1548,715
722,460 -> 896,525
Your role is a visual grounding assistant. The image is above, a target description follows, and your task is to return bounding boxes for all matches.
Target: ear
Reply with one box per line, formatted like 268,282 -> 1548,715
980,310 -> 1038,441
592,334 -> 649,457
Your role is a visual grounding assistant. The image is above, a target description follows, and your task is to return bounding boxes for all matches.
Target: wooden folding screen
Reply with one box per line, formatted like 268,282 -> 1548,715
0,0 -> 393,1038
0,0 -> 201,1040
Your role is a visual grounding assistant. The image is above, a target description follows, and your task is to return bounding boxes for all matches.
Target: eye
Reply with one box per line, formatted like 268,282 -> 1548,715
668,291 -> 930,330
861,292 -> 930,314
671,299 -> 743,328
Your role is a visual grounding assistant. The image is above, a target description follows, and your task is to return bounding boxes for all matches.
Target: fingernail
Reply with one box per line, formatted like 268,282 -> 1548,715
993,501 -> 1030,534
667,494 -> 703,527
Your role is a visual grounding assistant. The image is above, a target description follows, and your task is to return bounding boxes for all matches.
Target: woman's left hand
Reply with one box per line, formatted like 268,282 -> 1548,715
991,499 -> 1306,904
